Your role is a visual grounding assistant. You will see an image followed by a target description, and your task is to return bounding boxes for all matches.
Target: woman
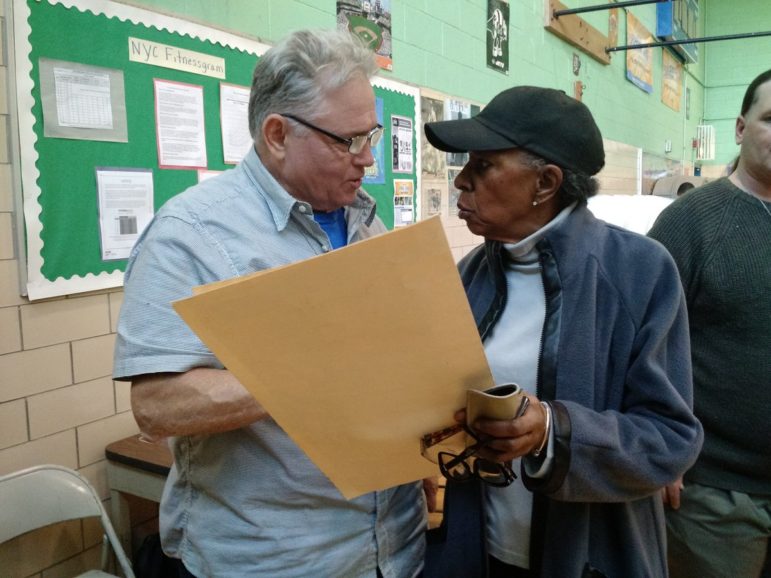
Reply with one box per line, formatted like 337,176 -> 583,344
423,86 -> 703,578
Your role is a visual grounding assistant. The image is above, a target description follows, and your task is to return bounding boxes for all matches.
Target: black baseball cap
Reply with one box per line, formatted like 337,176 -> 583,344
424,86 -> 605,176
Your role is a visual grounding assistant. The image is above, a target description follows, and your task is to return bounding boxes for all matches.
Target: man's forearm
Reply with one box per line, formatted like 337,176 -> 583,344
131,367 -> 268,439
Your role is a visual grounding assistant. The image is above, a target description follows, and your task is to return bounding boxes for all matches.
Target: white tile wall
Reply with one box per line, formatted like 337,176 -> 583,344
28,377 -> 116,439
0,430 -> 78,475
0,304 -> 20,354
0,344 -> 72,402
20,295 -> 111,349
72,333 -> 117,383
0,163 -> 12,212
108,291 -> 123,332
77,410 -> 139,468
0,259 -> 26,306
0,399 -> 27,449
115,379 -> 132,413
0,212 -> 13,259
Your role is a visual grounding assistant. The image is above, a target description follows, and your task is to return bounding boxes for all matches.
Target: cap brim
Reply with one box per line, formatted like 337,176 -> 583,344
424,117 -> 516,153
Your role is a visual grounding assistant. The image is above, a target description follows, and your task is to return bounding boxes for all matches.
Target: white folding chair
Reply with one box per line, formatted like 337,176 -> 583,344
0,464 -> 135,578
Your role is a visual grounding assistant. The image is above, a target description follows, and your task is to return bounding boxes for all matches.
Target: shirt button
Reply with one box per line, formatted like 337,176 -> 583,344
298,205 -> 307,213
321,245 -> 329,252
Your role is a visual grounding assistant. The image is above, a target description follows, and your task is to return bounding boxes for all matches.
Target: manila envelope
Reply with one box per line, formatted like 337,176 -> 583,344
173,216 -> 493,499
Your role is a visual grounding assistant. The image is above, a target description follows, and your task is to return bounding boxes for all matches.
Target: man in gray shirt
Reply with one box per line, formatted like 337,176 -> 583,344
650,68 -> 771,578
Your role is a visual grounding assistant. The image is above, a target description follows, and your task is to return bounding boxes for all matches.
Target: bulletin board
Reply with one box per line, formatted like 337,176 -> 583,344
11,0 -> 419,300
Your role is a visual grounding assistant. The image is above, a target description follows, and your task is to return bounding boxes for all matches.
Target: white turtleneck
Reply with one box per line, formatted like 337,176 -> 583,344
482,202 -> 575,568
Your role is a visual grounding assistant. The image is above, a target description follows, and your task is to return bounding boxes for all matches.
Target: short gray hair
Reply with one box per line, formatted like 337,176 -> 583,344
248,29 -> 379,142
519,150 -> 600,204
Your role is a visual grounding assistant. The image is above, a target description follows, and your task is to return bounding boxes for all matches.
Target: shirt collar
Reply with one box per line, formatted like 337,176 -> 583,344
241,147 -> 377,231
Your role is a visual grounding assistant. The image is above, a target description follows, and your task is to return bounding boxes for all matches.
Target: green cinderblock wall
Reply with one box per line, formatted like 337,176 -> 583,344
703,0 -> 771,166
119,0 -> 765,169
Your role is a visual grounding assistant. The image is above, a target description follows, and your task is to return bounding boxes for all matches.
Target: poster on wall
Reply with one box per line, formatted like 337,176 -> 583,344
448,168 -> 462,217
421,178 -> 448,219
154,78 -> 207,169
198,169 -> 222,182
625,12 -> 654,94
393,179 -> 415,227
661,50 -> 682,112
337,0 -> 393,71
656,0 -> 699,64
364,96 -> 386,184
220,83 -> 252,164
96,167 -> 153,261
391,114 -> 413,174
39,58 -> 128,142
487,0 -> 509,74
421,96 -> 446,178
445,100 -> 471,167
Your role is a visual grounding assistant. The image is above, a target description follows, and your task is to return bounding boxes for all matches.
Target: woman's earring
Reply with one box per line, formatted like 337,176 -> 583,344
532,200 -> 538,206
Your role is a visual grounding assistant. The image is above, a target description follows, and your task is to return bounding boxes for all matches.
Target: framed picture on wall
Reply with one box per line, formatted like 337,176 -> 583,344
337,0 -> 393,71
487,0 -> 509,74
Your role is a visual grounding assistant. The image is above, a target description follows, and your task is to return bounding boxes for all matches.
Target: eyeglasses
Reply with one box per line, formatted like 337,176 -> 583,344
281,113 -> 384,154
420,396 -> 529,487
420,423 -> 516,487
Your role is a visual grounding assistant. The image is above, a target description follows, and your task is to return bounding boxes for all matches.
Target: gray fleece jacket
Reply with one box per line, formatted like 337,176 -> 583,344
426,202 -> 703,578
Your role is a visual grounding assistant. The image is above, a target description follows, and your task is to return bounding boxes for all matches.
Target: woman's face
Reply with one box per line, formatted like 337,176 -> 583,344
454,149 -> 550,243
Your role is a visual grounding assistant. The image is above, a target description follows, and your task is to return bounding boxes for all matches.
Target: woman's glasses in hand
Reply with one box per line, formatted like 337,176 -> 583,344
420,397 -> 529,487
436,425 -> 516,486
420,424 -> 515,486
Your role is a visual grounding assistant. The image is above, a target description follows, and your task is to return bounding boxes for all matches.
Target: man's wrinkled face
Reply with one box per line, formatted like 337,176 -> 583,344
282,75 -> 379,212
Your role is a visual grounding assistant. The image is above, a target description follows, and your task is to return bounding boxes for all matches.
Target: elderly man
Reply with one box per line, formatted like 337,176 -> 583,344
422,86 -> 702,578
114,29 -> 425,578
650,69 -> 771,578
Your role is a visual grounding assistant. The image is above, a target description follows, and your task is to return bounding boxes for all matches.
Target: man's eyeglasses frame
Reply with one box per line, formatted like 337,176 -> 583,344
281,113 -> 383,154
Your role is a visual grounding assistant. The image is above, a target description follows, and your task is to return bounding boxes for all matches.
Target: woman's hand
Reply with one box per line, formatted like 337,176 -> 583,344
455,393 -> 547,462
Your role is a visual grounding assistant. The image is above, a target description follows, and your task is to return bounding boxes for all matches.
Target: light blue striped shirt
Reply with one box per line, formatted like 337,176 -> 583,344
114,147 -> 426,577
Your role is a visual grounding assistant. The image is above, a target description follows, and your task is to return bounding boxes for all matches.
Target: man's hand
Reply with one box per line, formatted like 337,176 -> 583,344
662,477 -> 684,509
423,477 -> 440,512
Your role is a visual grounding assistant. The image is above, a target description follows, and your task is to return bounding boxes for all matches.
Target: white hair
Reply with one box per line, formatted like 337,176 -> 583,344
248,29 -> 379,142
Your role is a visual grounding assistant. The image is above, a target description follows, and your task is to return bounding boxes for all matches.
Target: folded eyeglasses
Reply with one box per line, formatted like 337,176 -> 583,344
420,397 -> 528,487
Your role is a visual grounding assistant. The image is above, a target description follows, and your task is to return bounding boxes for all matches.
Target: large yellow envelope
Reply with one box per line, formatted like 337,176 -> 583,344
173,216 -> 493,499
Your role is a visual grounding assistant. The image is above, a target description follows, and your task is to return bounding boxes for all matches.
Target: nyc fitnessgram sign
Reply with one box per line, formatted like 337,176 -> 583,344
129,37 -> 226,79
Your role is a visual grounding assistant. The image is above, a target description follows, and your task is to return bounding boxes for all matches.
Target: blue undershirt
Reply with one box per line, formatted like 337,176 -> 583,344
313,207 -> 348,249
